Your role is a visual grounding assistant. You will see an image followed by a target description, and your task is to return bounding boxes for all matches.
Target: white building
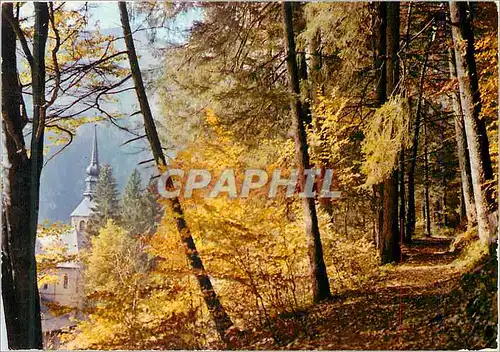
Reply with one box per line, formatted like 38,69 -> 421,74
36,127 -> 100,347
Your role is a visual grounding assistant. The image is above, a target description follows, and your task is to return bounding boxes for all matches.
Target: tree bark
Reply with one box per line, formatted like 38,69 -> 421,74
423,110 -> 432,237
282,1 -> 331,303
1,3 -> 45,348
405,28 -> 435,242
399,153 -> 406,244
438,121 -> 448,228
449,49 -> 476,225
450,1 -> 494,244
373,2 -> 387,253
380,2 -> 401,264
118,2 -> 233,341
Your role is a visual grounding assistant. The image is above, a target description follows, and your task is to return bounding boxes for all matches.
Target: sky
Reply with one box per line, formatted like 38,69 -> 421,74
88,1 -> 125,29
20,2 -> 201,37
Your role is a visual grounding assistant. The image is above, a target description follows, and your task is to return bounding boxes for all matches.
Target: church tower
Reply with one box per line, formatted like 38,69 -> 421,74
70,126 -> 100,241
38,126 -> 101,317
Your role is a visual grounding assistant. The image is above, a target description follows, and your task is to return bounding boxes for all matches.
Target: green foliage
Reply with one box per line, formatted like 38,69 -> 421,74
301,2 -> 372,87
119,169 -> 160,236
157,2 -> 290,148
87,165 -> 120,237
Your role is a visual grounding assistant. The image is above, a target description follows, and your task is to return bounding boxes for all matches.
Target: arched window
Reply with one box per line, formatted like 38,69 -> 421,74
79,220 -> 85,231
63,274 -> 68,289
43,283 -> 48,290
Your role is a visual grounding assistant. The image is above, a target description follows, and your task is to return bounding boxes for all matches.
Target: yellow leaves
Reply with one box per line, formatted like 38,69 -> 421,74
361,95 -> 411,186
37,220 -> 71,237
310,93 -> 350,164
69,218 -> 206,349
475,32 -> 498,199
205,107 -> 218,126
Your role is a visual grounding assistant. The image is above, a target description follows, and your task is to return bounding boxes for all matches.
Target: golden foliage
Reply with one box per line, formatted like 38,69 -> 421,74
362,95 -> 411,186
151,110 -> 378,337
67,221 -> 206,349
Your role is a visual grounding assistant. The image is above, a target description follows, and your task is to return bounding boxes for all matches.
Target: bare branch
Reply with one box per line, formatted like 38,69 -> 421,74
43,124 -> 75,166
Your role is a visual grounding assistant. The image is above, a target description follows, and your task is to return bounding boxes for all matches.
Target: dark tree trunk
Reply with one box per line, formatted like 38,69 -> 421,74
373,2 -> 387,252
405,28 -> 434,242
1,3 -> 45,348
423,113 -> 432,237
298,51 -> 312,125
282,1 -> 331,303
399,153 -> 406,244
448,48 -> 476,225
450,2 -> 494,244
118,2 -> 233,341
380,2 -> 401,264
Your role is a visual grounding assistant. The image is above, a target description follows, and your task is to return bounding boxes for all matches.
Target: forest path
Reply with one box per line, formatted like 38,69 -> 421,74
246,236 -> 476,350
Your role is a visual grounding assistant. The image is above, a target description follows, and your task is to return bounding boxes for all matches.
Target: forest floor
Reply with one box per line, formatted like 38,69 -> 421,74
238,236 -> 498,350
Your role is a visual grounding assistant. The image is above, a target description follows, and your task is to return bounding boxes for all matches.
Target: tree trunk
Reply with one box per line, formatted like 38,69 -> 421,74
405,28 -> 435,242
373,2 -> 387,255
380,2 -> 401,264
423,112 -> 432,237
398,2 -> 413,246
282,1 -> 331,303
399,153 -> 406,244
1,3 -> 45,348
118,2 -> 233,341
450,1 -> 494,244
438,122 -> 448,228
448,45 -> 477,228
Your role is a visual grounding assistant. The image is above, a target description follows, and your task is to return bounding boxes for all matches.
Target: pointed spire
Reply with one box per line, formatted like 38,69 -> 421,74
90,124 -> 99,172
83,125 -> 100,198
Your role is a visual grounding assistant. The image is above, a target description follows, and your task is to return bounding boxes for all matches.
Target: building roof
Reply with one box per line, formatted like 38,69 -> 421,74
70,197 -> 95,218
40,300 -> 77,333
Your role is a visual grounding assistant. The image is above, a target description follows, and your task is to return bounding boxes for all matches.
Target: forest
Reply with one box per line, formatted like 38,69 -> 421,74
1,1 -> 498,350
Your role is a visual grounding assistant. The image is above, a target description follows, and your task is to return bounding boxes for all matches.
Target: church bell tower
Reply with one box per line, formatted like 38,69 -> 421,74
70,125 -> 100,237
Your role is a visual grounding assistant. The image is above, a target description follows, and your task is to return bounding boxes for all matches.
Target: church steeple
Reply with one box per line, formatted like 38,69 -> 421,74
83,125 -> 100,199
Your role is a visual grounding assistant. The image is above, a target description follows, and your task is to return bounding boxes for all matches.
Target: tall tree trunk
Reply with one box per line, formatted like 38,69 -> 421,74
405,28 -> 435,242
399,2 -> 413,246
27,3 -> 48,347
282,1 -> 331,303
298,51 -> 312,125
118,2 -> 233,341
438,121 -> 448,228
374,2 -> 387,251
448,48 -> 476,225
399,153 -> 406,244
423,111 -> 432,237
1,3 -> 45,348
450,1 -> 494,244
380,2 -> 401,264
